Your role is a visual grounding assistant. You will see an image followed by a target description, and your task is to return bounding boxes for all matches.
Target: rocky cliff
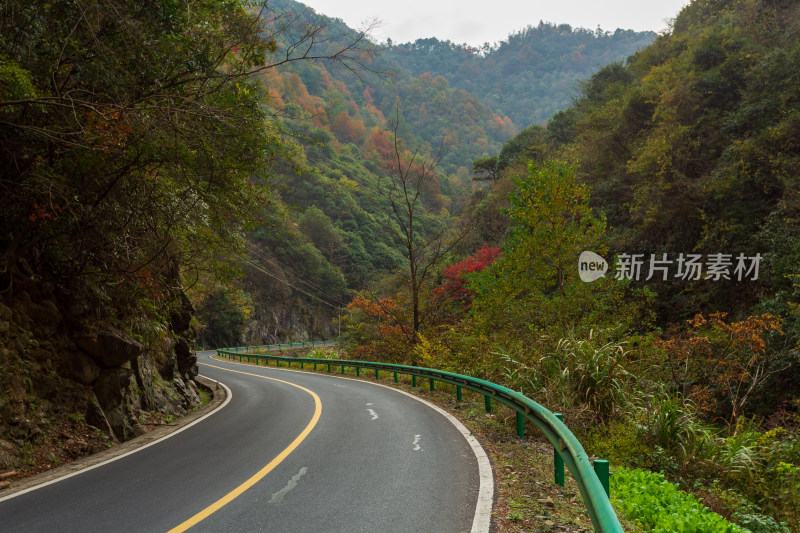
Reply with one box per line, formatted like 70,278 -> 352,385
0,279 -> 201,476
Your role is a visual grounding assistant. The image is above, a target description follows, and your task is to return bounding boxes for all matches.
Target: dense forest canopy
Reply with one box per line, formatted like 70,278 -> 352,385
493,0 -> 800,330
385,24 -> 656,126
342,0 -> 800,530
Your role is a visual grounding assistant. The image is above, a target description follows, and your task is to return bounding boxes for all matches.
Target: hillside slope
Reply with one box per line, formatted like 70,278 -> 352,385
385,25 -> 656,126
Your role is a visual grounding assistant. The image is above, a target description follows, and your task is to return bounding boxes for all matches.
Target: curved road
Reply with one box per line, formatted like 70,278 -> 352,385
0,350 -> 490,532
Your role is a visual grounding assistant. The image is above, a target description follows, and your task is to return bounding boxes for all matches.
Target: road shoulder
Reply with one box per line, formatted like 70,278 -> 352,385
0,375 -> 227,500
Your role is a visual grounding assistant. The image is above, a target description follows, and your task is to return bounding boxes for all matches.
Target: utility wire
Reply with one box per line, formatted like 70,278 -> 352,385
245,242 -> 349,307
243,256 -> 343,311
246,242 -> 338,302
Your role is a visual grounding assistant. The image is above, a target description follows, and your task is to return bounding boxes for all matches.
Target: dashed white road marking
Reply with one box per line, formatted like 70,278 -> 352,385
366,408 -> 379,420
413,435 -> 422,451
215,354 -> 494,533
268,467 -> 308,504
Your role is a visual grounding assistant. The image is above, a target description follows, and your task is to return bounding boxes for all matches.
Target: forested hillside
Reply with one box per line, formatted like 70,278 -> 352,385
198,0 -> 659,347
489,0 -> 800,329
344,0 -> 800,530
385,25 -> 656,126
194,0 -> 518,346
0,0 -> 303,472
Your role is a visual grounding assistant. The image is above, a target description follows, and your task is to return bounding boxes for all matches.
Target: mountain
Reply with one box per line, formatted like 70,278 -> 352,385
197,0 -> 523,345
211,1 -> 662,348
484,0 -> 800,331
384,25 -> 657,127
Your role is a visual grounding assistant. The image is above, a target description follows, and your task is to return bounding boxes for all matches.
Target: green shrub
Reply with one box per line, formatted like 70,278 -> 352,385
586,419 -> 652,468
611,467 -> 745,532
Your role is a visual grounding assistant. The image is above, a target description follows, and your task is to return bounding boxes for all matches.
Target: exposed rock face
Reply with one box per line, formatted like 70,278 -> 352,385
174,338 -> 197,378
93,367 -> 135,440
0,439 -> 19,470
0,278 -> 203,465
75,331 -> 144,369
68,351 -> 101,386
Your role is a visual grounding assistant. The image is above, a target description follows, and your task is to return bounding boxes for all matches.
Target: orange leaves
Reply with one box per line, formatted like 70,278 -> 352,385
84,108 -> 133,154
346,294 -> 400,319
688,312 -> 782,353
127,265 -> 163,300
657,312 -> 785,421
379,324 -> 405,337
331,111 -> 366,144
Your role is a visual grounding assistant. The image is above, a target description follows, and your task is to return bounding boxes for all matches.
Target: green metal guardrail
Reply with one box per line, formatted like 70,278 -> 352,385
215,348 -> 623,533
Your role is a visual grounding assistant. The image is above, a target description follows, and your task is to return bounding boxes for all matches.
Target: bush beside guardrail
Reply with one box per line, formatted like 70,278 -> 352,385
225,339 -> 337,353
215,348 -> 623,533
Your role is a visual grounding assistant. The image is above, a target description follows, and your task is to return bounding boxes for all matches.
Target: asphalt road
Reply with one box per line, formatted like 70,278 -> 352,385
0,350 -> 488,532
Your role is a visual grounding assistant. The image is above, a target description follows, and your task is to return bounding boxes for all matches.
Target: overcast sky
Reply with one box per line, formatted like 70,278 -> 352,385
298,0 -> 690,46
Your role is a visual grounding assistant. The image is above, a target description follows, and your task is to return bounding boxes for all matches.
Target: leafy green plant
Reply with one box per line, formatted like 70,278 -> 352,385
507,510 -> 523,521
586,419 -> 651,468
67,412 -> 85,424
611,467 -> 745,532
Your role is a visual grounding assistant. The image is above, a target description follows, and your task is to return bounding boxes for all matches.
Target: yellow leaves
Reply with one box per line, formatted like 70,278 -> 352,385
234,82 -> 251,97
339,176 -> 358,191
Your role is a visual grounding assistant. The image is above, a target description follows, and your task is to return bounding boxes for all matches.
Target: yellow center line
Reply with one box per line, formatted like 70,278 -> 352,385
168,362 -> 322,533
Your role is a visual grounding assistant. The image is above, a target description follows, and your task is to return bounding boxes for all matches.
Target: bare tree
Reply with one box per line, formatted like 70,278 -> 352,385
370,114 -> 472,342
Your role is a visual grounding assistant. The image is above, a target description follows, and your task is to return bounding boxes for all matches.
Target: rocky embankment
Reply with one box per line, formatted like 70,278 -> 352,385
0,282 -> 201,480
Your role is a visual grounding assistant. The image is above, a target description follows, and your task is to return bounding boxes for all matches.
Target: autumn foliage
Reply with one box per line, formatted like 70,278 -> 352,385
344,294 -> 412,362
655,312 -> 785,423
434,244 -> 501,306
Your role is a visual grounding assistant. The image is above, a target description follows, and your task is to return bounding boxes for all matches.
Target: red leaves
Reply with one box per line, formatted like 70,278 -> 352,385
434,243 -> 501,304
28,203 -> 61,222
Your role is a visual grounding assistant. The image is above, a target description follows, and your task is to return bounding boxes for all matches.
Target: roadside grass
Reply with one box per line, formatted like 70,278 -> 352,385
212,353 -> 641,532
197,385 -> 213,407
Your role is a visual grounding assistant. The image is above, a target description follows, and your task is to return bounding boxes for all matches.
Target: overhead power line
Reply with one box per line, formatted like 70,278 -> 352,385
244,242 -> 349,308
243,257 -> 343,311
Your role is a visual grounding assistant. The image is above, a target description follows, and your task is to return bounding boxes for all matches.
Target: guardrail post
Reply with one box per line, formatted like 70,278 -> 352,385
554,413 -> 565,487
394,372 -> 398,383
301,362 -> 304,369
593,459 -> 610,496
341,365 -> 345,374
412,375 -> 417,387
327,364 -> 331,372
375,368 -> 379,379
429,378 -> 435,391
484,396 -> 491,412
356,367 -> 360,376
314,363 -> 317,370
516,412 -> 524,437
456,386 -> 462,402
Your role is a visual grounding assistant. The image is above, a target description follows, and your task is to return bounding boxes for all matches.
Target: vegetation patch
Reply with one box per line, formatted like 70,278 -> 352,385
611,467 -> 744,532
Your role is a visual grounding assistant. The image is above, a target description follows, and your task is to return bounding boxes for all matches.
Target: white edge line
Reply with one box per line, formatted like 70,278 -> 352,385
0,377 -> 233,503
209,355 -> 494,533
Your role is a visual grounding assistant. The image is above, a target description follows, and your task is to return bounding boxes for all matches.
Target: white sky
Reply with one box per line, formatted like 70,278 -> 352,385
299,0 -> 690,46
